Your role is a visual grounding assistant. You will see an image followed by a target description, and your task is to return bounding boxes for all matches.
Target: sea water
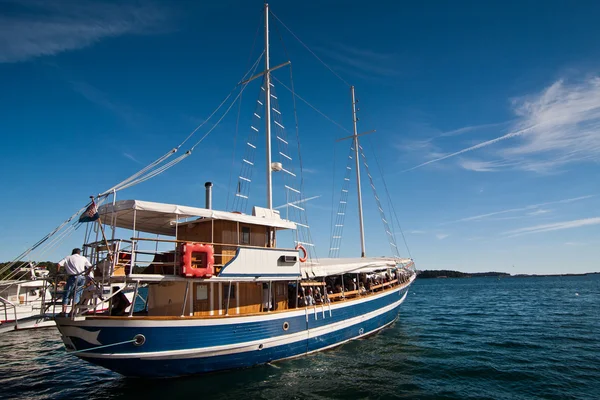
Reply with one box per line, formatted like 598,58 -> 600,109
1,275 -> 598,399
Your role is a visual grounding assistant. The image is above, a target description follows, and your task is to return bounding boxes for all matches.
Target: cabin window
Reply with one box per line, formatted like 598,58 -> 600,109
196,284 -> 208,301
241,227 -> 251,245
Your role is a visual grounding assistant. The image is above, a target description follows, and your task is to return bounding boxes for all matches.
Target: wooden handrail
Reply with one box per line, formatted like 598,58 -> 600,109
328,289 -> 360,299
369,279 -> 398,291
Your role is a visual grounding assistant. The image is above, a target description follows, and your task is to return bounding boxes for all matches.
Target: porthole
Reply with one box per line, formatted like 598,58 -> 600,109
133,334 -> 146,346
258,343 -> 264,350
282,321 -> 290,331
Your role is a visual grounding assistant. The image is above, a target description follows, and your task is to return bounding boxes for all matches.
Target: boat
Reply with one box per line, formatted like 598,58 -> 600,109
0,265 -> 57,333
0,263 -> 134,334
41,3 -> 414,377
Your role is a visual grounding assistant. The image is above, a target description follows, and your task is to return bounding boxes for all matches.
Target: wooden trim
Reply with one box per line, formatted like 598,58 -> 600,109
328,289 -> 359,299
370,279 -> 398,291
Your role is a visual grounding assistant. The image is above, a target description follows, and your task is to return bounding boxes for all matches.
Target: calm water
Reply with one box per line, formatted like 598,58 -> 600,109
1,275 -> 599,399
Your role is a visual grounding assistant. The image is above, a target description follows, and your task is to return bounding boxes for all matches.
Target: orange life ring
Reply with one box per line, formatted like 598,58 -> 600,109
181,242 -> 215,278
296,244 -> 308,262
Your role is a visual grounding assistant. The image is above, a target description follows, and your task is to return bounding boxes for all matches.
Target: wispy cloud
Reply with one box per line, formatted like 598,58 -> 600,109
527,209 -> 551,216
502,217 -> 600,237
70,80 -> 141,125
319,43 -> 401,78
564,241 -> 587,246
435,121 -> 511,138
410,230 -> 426,234
402,124 -> 537,172
122,152 -> 142,164
436,233 -> 449,240
458,158 -> 514,172
404,77 -> 600,173
445,195 -> 594,224
0,0 -> 171,63
397,121 -> 506,159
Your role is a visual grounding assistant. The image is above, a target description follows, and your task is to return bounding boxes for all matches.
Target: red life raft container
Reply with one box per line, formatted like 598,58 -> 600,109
180,242 -> 214,278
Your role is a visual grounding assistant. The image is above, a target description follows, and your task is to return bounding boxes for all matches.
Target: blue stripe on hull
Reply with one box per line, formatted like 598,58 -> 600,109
82,306 -> 401,378
57,287 -> 409,378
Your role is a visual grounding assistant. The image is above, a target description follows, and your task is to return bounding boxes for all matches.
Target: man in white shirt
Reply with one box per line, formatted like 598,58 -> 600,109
58,248 -> 92,314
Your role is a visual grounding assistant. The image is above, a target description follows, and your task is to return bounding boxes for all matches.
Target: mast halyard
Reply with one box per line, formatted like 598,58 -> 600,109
351,86 -> 366,258
264,2 -> 273,210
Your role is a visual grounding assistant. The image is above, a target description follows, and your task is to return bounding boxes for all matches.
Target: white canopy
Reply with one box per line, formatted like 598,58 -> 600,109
98,200 -> 297,236
301,257 -> 413,278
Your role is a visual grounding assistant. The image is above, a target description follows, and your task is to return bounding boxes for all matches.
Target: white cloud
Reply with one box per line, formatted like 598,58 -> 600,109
445,195 -> 593,224
435,121 -> 510,138
322,43 -> 401,77
436,233 -> 449,240
402,124 -> 537,172
0,0 -> 170,63
458,159 -> 514,172
70,80 -> 142,125
503,217 -> 600,237
409,230 -> 426,234
404,77 -> 600,173
527,209 -> 551,216
122,152 -> 142,164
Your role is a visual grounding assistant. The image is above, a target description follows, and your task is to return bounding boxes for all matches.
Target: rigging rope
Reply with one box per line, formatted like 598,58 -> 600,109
271,20 -> 318,260
358,145 -> 399,257
272,76 -> 351,135
3,54 -> 265,275
189,54 -> 264,152
329,143 -> 356,258
227,10 -> 263,211
270,10 -> 351,88
366,136 -> 413,260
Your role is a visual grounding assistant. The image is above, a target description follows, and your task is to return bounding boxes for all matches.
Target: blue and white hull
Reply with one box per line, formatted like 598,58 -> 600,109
55,285 -> 410,378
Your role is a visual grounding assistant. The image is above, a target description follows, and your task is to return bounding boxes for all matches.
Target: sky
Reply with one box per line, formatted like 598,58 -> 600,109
1,0 -> 600,275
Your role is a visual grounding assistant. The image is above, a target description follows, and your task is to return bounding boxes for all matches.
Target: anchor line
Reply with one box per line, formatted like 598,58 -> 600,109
0,339 -> 137,368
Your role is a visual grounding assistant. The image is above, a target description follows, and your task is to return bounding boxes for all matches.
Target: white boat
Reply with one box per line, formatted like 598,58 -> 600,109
20,3 -> 417,377
0,264 -> 134,334
0,267 -> 56,333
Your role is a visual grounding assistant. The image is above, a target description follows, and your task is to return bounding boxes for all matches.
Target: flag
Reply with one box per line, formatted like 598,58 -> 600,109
79,199 -> 99,223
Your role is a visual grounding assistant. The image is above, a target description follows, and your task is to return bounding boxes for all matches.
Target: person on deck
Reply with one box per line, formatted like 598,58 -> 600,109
57,248 -> 92,315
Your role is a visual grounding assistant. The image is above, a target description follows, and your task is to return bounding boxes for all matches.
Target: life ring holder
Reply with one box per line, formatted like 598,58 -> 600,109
296,245 -> 308,262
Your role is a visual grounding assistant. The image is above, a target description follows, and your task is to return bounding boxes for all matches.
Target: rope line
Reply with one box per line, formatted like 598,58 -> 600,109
273,21 -> 318,260
0,339 -> 136,368
189,54 -> 264,151
366,136 -> 413,260
2,55 -> 265,275
69,338 -> 137,355
272,76 -> 351,134
270,10 -> 351,87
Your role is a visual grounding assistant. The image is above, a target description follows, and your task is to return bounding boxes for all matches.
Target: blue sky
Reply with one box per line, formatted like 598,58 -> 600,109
1,0 -> 600,274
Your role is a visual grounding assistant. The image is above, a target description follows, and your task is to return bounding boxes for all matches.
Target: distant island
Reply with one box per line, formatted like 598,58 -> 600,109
416,270 -> 600,279
417,270 -> 510,279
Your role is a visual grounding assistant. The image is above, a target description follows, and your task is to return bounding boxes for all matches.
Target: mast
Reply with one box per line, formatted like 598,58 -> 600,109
351,86 -> 366,257
264,3 -> 273,209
